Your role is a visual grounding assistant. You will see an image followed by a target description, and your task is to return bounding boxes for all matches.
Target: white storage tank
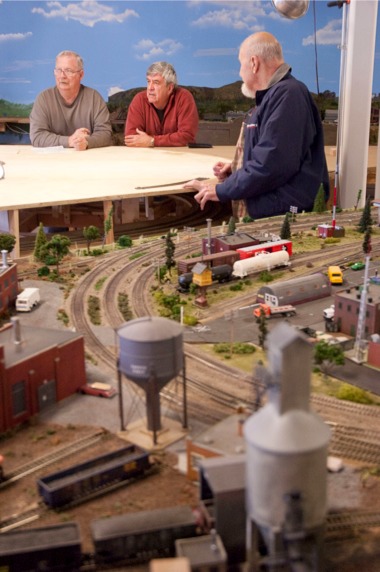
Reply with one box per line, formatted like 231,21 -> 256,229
232,250 -> 289,278
244,323 -> 331,558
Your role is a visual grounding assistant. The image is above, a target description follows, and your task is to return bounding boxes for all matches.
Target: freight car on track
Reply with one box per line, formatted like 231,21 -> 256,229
237,239 -> 292,259
177,250 -> 240,275
0,522 -> 82,572
232,250 -> 290,278
178,264 -> 233,292
256,272 -> 331,306
38,445 -> 151,508
91,505 -> 200,567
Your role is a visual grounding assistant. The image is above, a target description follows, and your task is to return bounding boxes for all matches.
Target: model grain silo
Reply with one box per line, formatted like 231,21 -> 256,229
244,322 -> 331,570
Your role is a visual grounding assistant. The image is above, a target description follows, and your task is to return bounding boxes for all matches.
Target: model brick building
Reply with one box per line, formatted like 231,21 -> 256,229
0,252 -> 18,315
334,285 -> 380,338
0,320 -> 87,432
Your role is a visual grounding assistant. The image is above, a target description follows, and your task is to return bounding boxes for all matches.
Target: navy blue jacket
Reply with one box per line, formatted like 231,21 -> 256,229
216,72 -> 330,219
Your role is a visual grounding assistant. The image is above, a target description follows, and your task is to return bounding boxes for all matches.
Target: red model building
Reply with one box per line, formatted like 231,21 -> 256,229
0,320 -> 87,432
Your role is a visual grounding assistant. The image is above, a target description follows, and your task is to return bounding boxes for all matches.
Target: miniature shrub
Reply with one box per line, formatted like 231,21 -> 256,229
213,342 -> 255,355
37,266 -> 50,277
90,248 -> 106,257
129,252 -> 144,260
259,270 -> 274,283
324,237 -> 341,245
229,282 -> 244,291
118,293 -> 133,321
88,295 -> 101,325
183,315 -> 198,326
95,276 -> 107,291
117,235 -> 133,248
57,309 -> 69,326
336,383 -> 375,405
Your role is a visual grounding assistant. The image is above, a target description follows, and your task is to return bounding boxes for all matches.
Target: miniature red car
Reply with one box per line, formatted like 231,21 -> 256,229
79,382 -> 117,398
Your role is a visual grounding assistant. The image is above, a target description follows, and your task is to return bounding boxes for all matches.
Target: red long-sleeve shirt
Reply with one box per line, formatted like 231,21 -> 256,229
124,87 -> 198,147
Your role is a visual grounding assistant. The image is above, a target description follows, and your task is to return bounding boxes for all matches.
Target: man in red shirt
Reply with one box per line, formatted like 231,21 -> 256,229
124,61 -> 198,147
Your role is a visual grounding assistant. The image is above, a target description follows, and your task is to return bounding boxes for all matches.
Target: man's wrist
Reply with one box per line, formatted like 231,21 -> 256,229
150,137 -> 154,147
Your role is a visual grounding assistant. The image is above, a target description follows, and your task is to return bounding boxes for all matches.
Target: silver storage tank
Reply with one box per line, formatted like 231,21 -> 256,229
117,317 -> 184,433
117,317 -> 183,389
244,323 -> 331,560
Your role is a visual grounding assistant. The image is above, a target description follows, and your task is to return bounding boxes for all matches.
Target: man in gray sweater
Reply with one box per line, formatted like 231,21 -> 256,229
30,50 -> 112,150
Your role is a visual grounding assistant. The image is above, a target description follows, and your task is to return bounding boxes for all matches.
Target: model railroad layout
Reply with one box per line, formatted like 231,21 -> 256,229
4,210 -> 380,569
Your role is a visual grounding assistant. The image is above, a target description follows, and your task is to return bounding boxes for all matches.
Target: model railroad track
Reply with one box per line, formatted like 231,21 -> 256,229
66,215 -> 380,448
0,502 -> 46,533
329,425 -> 380,464
0,430 -> 106,489
326,510 -> 380,537
311,393 -> 380,421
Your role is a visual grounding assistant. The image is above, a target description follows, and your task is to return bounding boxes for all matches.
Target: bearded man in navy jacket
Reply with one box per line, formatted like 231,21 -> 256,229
185,32 -> 329,220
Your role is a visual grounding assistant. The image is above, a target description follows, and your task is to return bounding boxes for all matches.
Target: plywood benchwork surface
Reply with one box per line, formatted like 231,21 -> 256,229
0,145 -> 234,256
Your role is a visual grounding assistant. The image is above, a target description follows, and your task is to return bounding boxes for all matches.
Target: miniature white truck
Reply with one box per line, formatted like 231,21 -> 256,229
323,304 -> 335,320
16,287 -> 41,312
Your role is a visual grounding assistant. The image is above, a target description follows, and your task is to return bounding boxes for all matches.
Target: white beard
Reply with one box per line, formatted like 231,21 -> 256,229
241,82 -> 255,99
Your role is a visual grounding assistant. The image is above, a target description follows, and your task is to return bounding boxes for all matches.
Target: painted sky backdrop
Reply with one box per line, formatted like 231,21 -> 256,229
1,0 -> 379,105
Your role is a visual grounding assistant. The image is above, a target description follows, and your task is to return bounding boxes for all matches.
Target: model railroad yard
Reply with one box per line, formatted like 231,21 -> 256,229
4,208 -> 380,570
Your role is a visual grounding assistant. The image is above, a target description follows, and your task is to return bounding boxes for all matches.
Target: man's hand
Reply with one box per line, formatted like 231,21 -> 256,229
213,161 -> 232,181
124,128 -> 154,148
69,128 -> 90,151
183,180 -> 219,210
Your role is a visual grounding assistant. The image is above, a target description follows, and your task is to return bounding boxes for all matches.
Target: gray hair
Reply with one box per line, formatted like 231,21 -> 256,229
146,61 -> 178,87
242,34 -> 283,63
56,51 -> 84,70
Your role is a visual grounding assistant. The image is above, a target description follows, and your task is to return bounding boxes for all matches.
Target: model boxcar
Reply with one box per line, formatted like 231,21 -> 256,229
177,251 -> 239,275
237,239 -> 292,259
91,505 -> 199,566
256,272 -> 331,306
37,444 -> 151,508
0,522 -> 82,572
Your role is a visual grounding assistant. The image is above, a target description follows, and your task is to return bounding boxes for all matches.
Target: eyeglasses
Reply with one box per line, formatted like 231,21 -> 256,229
54,68 -> 82,77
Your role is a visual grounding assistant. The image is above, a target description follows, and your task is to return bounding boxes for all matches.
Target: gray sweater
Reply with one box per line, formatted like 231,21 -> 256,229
30,85 -> 112,148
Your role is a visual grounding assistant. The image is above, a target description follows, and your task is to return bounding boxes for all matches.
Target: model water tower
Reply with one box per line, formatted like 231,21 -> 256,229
117,317 -> 187,446
244,322 -> 331,571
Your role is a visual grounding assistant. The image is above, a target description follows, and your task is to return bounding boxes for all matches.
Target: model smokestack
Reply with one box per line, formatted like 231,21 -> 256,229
1,250 -> 8,269
11,317 -> 22,344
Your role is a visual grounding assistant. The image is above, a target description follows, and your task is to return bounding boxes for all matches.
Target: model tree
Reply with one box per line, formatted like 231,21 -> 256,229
354,188 -> 362,210
312,183 -> 327,213
33,222 -> 47,261
40,235 -> 71,275
83,225 -> 100,254
165,232 -> 176,275
0,232 -> 16,253
228,216 -> 236,235
357,197 -> 373,233
256,308 -> 268,350
103,205 -> 114,244
280,212 -> 291,240
314,339 -> 345,377
363,227 -> 372,256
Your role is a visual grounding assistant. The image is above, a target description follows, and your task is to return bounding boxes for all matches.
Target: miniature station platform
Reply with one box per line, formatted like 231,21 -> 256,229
0,144 -> 234,257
